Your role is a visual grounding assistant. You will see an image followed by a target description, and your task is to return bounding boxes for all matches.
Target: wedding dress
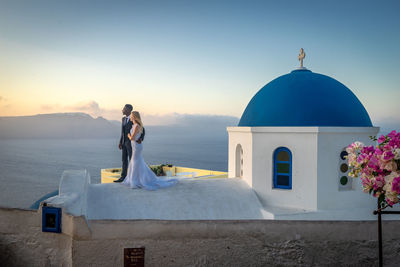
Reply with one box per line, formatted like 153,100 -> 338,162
122,124 -> 178,190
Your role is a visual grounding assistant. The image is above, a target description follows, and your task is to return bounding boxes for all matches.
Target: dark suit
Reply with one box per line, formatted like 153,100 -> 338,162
119,117 -> 146,179
120,117 -> 133,178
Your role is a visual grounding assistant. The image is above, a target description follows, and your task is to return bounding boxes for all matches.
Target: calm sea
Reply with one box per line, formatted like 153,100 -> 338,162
0,135 -> 227,209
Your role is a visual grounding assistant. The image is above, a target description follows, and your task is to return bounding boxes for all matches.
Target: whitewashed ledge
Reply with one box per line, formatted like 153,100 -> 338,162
44,170 -> 90,216
86,178 -> 266,220
42,170 -> 400,221
43,170 -> 267,220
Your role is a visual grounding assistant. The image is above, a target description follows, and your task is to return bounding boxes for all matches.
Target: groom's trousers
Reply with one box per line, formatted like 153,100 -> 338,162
121,142 -> 132,178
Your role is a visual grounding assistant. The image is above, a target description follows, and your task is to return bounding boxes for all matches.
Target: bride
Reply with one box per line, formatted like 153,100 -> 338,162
122,111 -> 178,190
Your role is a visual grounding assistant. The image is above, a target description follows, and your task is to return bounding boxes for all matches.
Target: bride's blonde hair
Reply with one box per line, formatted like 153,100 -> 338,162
131,111 -> 143,133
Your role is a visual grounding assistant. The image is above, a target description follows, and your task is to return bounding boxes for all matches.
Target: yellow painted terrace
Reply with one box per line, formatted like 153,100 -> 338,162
101,165 -> 228,183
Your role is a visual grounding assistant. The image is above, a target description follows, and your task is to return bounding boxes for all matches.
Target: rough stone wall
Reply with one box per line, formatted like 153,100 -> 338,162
1,207 -> 400,266
73,220 -> 400,267
0,208 -> 72,267
72,238 -> 400,267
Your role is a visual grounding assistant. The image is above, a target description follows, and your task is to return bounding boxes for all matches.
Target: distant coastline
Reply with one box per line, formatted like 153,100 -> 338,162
0,112 -> 239,139
0,113 -> 233,209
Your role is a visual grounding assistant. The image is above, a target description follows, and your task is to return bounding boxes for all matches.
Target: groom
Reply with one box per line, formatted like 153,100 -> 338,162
114,104 -> 145,183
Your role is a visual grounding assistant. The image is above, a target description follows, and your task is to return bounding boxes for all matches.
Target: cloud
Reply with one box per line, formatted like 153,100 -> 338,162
142,113 -> 181,125
0,96 -> 3,101
67,101 -> 103,117
142,113 -> 239,128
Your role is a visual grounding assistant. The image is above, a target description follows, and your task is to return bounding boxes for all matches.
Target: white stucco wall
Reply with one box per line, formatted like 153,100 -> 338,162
228,129 -> 252,186
227,126 -> 387,214
228,127 -> 319,210
316,127 -> 380,210
253,128 -> 319,210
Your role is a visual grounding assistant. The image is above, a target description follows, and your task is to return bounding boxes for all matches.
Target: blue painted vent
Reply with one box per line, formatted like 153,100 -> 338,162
42,206 -> 61,233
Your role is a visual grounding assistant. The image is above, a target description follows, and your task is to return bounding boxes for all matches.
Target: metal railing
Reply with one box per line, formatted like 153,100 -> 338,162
373,203 -> 400,267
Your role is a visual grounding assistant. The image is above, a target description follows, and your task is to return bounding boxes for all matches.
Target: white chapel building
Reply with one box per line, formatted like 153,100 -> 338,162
228,52 -> 381,218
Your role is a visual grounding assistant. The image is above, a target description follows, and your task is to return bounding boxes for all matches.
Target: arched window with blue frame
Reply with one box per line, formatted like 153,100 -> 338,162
273,147 -> 292,189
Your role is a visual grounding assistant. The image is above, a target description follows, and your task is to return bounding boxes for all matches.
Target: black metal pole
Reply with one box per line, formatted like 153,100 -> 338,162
378,209 -> 383,267
373,200 -> 383,267
380,211 -> 400,214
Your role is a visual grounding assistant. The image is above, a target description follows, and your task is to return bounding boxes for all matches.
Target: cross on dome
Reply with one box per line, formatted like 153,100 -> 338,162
298,48 -> 306,69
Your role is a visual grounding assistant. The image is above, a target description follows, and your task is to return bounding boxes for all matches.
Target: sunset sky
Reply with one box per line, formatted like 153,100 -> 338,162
0,0 -> 399,126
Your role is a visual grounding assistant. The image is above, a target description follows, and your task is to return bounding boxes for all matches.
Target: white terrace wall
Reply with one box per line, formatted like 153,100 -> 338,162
1,207 -> 400,266
316,127 -> 380,210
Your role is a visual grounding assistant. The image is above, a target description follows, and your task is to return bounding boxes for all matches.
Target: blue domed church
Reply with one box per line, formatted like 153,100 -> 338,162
227,50 -> 379,217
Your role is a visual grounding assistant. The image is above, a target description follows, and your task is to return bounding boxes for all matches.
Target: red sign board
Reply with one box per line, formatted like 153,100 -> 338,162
124,247 -> 145,267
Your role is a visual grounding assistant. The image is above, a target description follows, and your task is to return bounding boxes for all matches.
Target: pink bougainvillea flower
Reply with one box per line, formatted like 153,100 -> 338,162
368,156 -> 380,171
392,176 -> 400,194
382,151 -> 395,161
378,135 -> 386,144
361,146 -> 375,154
388,130 -> 397,139
382,161 -> 397,172
375,148 -> 383,156
386,198 -> 395,207
373,175 -> 385,190
347,131 -> 400,207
